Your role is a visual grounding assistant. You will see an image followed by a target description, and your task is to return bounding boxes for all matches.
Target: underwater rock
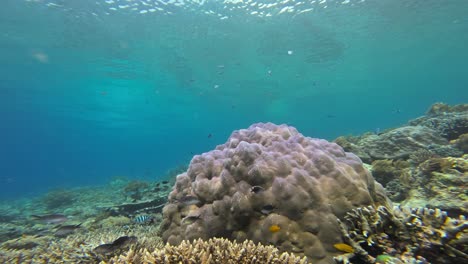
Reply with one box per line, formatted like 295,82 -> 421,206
369,159 -> 411,202
401,155 -> 468,215
334,103 -> 467,163
336,205 -> 468,264
450,133 -> 468,153
358,126 -> 448,160
370,159 -> 410,186
409,103 -> 468,141
334,136 -> 372,163
159,122 -> 390,264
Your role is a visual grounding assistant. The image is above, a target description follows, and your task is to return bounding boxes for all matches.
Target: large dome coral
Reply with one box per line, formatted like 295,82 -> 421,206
160,123 -> 389,264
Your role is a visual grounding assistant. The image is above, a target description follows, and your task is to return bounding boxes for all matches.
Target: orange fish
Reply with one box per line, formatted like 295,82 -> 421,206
333,243 -> 354,253
269,225 -> 281,233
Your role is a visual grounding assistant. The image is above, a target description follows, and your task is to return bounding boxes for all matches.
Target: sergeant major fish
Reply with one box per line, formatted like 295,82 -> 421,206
133,215 -> 154,224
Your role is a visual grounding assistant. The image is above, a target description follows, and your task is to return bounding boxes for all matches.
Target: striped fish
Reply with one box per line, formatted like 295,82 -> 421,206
133,215 -> 153,224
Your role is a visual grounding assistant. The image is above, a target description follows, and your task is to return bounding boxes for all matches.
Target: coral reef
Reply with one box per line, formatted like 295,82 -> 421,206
352,126 -> 448,161
160,122 -> 389,264
334,103 -> 467,163
0,103 -> 466,264
408,149 -> 438,166
370,160 -> 411,202
336,205 -> 468,264
41,189 -> 76,210
334,136 -> 372,163
106,237 -> 308,264
401,155 -> 468,215
123,180 -> 150,201
450,133 -> 468,153
410,103 -> 468,140
370,160 -> 410,186
0,226 -> 306,264
0,225 -> 163,263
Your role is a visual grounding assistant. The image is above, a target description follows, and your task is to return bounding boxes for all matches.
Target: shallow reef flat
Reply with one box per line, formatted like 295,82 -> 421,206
0,103 -> 466,264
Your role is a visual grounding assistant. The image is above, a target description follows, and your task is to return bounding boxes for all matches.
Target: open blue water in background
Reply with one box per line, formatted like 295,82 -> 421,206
0,0 -> 467,199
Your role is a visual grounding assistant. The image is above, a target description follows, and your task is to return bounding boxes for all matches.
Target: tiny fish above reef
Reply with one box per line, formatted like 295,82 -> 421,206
54,223 -> 82,237
31,214 -> 68,224
94,236 -> 138,255
333,243 -> 354,253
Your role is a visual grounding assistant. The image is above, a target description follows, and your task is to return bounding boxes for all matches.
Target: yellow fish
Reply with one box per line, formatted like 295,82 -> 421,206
333,243 -> 354,253
269,225 -> 281,233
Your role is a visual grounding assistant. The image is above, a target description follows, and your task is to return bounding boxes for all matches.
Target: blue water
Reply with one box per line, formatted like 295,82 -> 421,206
1,0 -> 467,199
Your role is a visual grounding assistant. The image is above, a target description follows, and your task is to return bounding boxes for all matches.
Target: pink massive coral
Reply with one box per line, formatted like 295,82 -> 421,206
160,123 -> 389,264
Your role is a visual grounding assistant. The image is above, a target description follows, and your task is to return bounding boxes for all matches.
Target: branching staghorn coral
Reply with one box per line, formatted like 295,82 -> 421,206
105,237 -> 308,264
0,225 -> 163,263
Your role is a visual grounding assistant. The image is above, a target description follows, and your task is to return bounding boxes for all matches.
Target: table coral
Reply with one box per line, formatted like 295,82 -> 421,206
160,123 -> 390,264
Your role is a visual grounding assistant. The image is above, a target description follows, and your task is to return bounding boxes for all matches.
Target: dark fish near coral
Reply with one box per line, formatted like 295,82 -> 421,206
177,195 -> 201,206
94,243 -> 115,255
54,223 -> 82,237
260,204 -> 275,215
113,235 -> 138,247
32,214 -> 68,224
251,186 -> 264,194
94,236 -> 138,255
133,215 -> 153,224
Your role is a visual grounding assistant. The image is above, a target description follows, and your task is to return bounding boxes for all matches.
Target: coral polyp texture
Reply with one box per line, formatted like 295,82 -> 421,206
336,205 -> 468,264
160,122 -> 389,264
106,237 -> 308,264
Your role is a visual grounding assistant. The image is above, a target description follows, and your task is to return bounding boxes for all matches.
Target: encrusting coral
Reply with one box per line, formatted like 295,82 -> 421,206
160,122 -> 390,264
450,133 -> 468,153
401,155 -> 468,215
335,205 -> 468,264
105,237 -> 308,264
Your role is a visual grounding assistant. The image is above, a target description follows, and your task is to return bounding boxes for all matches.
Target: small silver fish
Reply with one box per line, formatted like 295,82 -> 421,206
54,223 -> 82,237
32,214 -> 68,224
182,214 -> 201,224
177,195 -> 201,206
